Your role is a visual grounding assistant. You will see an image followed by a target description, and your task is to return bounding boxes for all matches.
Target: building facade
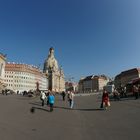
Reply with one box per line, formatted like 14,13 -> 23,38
0,53 -> 6,92
114,68 -> 140,88
4,63 -> 48,93
65,82 -> 78,92
78,75 -> 109,93
43,47 -> 65,92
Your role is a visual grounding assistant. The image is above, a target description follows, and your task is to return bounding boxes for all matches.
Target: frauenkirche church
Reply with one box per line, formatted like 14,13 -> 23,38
43,47 -> 65,92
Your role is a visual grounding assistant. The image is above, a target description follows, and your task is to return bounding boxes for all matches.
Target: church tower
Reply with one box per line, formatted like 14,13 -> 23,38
43,47 -> 65,92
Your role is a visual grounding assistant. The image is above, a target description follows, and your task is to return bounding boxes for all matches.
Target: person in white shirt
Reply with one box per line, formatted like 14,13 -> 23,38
40,91 -> 47,106
68,91 -> 75,109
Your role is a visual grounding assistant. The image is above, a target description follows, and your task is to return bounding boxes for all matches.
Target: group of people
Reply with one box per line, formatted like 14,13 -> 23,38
60,91 -> 75,108
40,89 -> 111,111
40,89 -> 110,111
40,90 -> 75,112
39,84 -> 140,112
113,84 -> 140,101
40,85 -> 140,111
40,91 -> 55,112
100,84 -> 140,110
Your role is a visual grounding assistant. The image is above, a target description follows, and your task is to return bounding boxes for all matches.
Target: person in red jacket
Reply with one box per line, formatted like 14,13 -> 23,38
102,89 -> 110,110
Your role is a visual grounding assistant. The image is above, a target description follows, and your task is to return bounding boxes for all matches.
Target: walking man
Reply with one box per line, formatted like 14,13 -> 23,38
61,91 -> 66,101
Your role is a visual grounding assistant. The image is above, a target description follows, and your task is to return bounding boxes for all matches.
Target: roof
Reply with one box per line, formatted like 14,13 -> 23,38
81,74 -> 109,81
0,53 -> 6,60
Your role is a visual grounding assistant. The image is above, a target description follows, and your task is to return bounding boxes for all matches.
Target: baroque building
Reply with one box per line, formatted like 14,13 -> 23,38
4,62 -> 48,93
78,75 -> 109,93
43,47 -> 65,92
0,53 -> 6,92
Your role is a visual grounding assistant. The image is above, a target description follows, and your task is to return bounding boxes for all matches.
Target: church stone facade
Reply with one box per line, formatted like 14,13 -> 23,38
43,47 -> 65,92
0,53 -> 6,92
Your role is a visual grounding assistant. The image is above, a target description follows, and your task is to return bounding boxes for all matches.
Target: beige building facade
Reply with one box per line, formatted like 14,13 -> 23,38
43,47 -> 65,92
4,63 -> 48,93
0,53 -> 6,92
78,75 -> 109,93
65,82 -> 78,92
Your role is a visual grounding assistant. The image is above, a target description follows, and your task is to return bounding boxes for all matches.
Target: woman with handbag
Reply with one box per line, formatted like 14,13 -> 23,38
102,89 -> 110,110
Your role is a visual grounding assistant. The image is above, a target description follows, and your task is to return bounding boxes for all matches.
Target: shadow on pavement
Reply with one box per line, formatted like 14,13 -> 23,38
76,108 -> 104,111
29,102 -> 42,106
54,106 -> 104,111
29,103 -> 104,112
54,106 -> 71,110
109,97 -> 137,102
30,106 -> 50,113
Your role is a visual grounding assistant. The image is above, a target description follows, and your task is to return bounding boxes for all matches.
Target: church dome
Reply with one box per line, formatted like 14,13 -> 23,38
43,48 -> 58,72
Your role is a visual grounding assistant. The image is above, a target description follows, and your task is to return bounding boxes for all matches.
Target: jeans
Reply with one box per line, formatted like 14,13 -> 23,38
41,99 -> 44,106
69,100 -> 74,108
50,103 -> 54,112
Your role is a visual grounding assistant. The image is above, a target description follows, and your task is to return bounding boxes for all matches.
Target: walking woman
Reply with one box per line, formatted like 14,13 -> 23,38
102,89 -> 110,110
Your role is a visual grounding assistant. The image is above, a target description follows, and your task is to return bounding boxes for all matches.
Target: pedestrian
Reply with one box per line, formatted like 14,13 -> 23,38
102,89 -> 110,110
17,90 -> 19,95
61,91 -> 66,101
46,90 -> 50,106
120,86 -> 124,98
113,89 -> 120,101
68,91 -> 75,109
133,85 -> 139,99
100,96 -> 103,109
40,91 -> 47,106
48,92 -> 55,112
124,86 -> 127,98
138,85 -> 140,98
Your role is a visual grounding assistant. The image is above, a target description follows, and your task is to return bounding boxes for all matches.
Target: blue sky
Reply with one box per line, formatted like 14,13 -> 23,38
0,0 -> 140,81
